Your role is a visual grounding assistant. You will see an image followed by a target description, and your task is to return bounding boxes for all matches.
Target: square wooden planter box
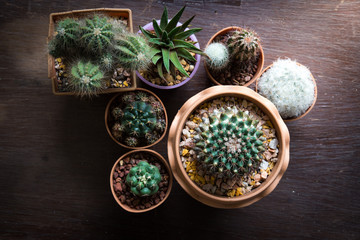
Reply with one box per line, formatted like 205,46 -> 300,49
47,8 -> 136,96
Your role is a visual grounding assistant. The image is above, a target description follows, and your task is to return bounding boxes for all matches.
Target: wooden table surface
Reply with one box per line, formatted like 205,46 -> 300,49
1,0 -> 359,239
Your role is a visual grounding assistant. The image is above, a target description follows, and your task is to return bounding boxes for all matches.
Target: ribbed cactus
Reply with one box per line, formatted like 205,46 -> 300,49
227,29 -> 260,62
48,18 -> 80,57
193,106 -> 265,177
99,53 -> 114,70
204,42 -> 229,71
81,15 -> 114,54
114,33 -> 152,71
69,61 -> 105,96
125,161 -> 161,197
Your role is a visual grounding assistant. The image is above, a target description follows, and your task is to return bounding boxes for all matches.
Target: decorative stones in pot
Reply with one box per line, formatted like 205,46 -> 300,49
110,149 -> 173,213
136,6 -> 203,89
167,86 -> 290,208
105,88 -> 168,149
256,59 -> 317,121
204,26 -> 264,87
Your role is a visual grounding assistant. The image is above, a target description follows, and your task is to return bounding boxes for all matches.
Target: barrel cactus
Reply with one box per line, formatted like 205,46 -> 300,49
227,29 -> 260,62
125,161 -> 161,197
193,106 -> 265,177
204,42 -> 229,71
69,60 -> 105,96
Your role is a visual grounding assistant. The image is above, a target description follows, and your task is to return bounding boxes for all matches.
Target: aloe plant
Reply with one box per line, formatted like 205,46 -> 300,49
140,6 -> 204,80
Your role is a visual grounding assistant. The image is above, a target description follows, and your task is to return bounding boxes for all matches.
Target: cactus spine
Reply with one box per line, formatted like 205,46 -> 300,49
125,161 -> 162,197
69,61 -> 105,96
227,29 -> 260,62
204,42 -> 229,71
193,106 -> 265,177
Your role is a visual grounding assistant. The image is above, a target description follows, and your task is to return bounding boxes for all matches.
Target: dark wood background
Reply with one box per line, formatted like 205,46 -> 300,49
1,0 -> 359,239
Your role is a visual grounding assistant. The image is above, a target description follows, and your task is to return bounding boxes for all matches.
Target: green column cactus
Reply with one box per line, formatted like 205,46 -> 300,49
227,29 -> 260,62
125,161 -> 161,197
114,33 -> 152,71
193,106 -> 265,177
81,15 -> 114,54
69,60 -> 105,96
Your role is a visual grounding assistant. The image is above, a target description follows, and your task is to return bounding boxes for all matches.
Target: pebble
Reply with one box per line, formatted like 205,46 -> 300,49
254,174 -> 261,182
261,171 -> 268,180
269,139 -> 279,149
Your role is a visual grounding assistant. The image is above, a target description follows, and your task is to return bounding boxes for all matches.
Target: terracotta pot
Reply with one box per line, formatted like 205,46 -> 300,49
204,26 -> 264,87
167,85 -> 290,208
47,8 -> 136,95
110,149 -> 173,213
105,88 -> 168,149
136,20 -> 201,89
256,63 -> 318,122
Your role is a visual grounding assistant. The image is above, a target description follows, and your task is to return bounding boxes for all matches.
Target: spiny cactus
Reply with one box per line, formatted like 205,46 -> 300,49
99,53 -> 115,71
69,61 -> 105,96
81,15 -> 114,54
193,106 -> 265,177
140,6 -> 205,80
125,161 -> 161,197
227,29 -> 260,62
114,33 -> 152,71
49,18 -> 80,57
204,42 -> 229,71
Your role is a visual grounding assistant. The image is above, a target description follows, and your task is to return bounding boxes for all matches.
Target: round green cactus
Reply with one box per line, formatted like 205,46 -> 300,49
227,29 -> 260,61
194,106 -> 265,177
81,15 -> 114,54
125,161 -> 161,197
69,61 -> 105,96
204,42 -> 229,71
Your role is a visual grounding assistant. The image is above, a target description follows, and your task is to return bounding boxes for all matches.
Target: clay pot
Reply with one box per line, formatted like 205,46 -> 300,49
204,26 -> 264,87
110,149 -> 173,213
256,63 -> 318,122
167,85 -> 290,208
47,8 -> 136,95
105,88 -> 168,149
136,20 -> 201,89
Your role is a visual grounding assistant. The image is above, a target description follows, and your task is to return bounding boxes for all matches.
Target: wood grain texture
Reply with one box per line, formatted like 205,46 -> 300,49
0,0 -> 359,239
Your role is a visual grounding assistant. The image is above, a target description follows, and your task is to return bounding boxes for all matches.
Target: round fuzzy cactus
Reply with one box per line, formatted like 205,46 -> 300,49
69,61 -> 105,96
125,161 -> 161,197
194,106 -> 265,177
227,29 -> 260,61
114,33 -> 152,71
204,42 -> 229,71
80,15 -> 114,54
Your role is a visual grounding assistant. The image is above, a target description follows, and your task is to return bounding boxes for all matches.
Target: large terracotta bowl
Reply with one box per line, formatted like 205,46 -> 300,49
167,85 -> 290,208
204,26 -> 264,87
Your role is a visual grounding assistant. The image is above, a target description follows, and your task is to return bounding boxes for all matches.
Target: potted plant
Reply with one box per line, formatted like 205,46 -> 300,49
105,88 -> 168,149
256,58 -> 317,121
136,6 -> 204,89
203,26 -> 264,86
110,149 -> 173,213
167,86 -> 290,208
47,8 -> 153,96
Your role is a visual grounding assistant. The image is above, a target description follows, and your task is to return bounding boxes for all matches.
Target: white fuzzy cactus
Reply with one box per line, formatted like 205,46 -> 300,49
204,42 -> 229,70
258,59 -> 315,119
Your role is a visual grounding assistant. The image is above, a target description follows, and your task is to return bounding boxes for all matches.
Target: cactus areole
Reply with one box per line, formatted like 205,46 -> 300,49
194,106 -> 265,178
125,161 -> 162,197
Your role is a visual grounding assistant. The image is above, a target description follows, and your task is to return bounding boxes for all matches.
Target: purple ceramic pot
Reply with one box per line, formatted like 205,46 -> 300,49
136,20 -> 201,90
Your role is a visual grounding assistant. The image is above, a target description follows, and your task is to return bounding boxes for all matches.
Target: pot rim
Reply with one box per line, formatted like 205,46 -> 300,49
104,88 -> 168,149
167,85 -> 290,208
136,20 -> 201,89
110,149 -> 173,213
256,62 -> 318,122
203,26 -> 264,87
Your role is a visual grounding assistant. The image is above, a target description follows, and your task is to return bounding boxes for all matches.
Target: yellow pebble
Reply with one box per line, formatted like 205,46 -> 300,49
236,187 -> 243,196
124,81 -> 128,87
227,189 -> 236,197
250,181 -> 255,186
56,58 -> 62,62
210,176 -> 215,185
266,121 -> 274,128
182,149 -> 189,156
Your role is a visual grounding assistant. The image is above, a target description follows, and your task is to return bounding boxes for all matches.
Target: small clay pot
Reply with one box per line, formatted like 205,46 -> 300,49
110,149 -> 173,213
204,26 -> 264,87
105,88 -> 168,149
167,85 -> 290,208
256,63 -> 318,122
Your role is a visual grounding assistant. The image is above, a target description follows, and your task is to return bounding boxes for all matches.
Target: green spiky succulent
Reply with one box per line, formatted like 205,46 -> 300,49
126,161 -> 161,197
194,106 -> 265,177
69,61 -> 105,96
140,6 -> 204,80
114,33 -> 152,71
227,29 -> 260,62
81,15 -> 114,54
48,18 -> 80,57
